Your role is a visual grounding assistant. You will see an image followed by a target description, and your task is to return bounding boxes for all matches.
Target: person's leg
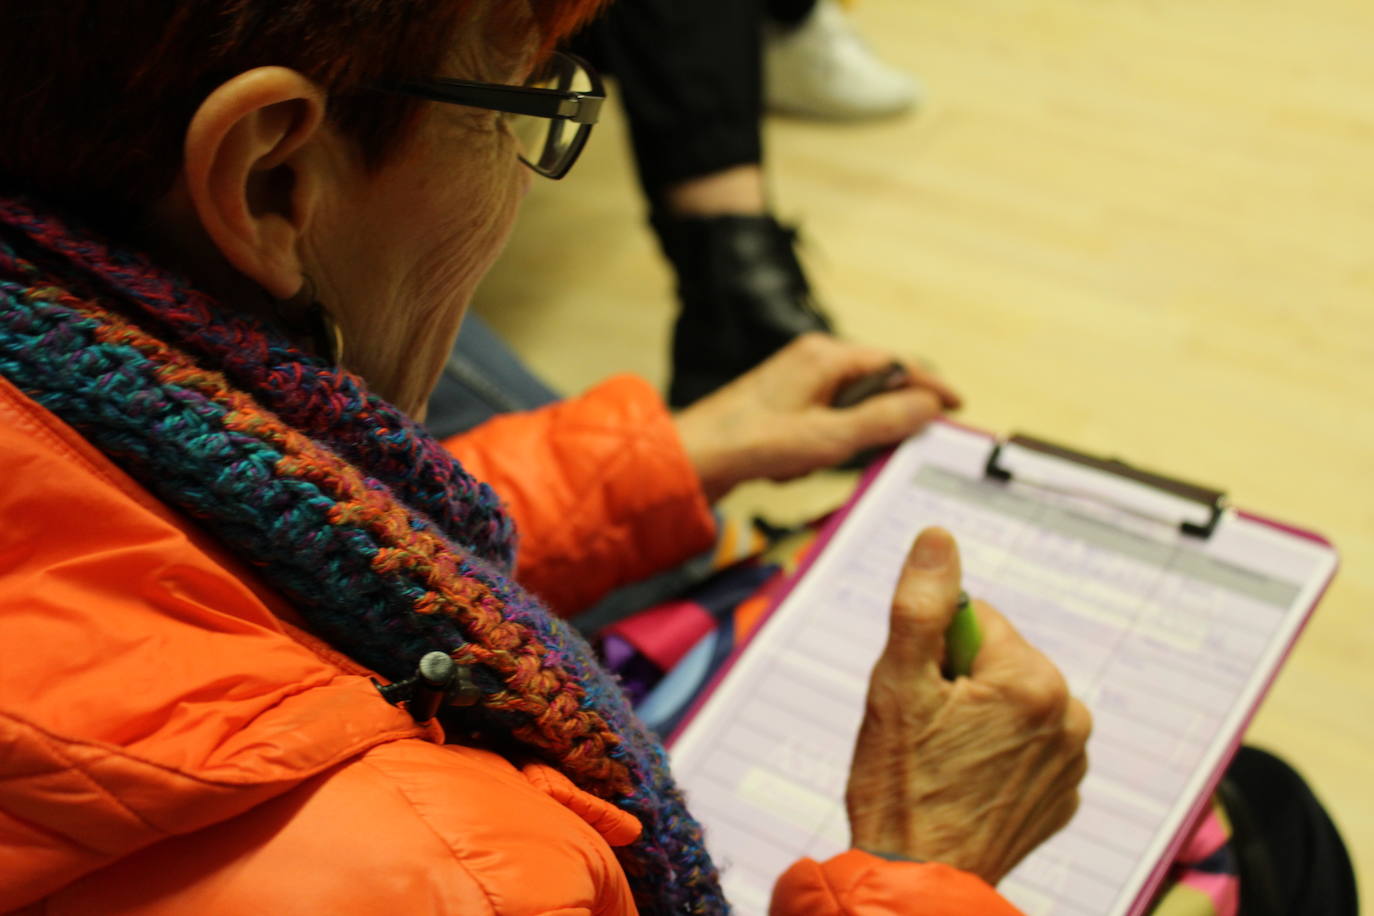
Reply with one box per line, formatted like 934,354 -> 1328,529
427,317 -> 767,639
424,312 -> 560,439
576,0 -> 766,204
575,0 -> 832,408
1221,747 -> 1359,916
648,207 -> 830,407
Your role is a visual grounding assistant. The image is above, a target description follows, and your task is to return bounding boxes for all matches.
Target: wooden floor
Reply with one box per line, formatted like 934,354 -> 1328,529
475,0 -> 1374,895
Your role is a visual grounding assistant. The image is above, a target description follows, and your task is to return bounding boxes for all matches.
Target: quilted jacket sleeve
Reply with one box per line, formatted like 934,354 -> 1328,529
771,850 -> 1025,915
442,373 -> 716,616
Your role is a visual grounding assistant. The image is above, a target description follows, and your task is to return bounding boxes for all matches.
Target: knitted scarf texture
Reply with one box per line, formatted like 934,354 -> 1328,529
0,195 -> 727,914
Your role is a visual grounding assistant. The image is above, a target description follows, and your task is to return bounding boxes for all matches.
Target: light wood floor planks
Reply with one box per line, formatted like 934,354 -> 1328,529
475,0 -> 1374,897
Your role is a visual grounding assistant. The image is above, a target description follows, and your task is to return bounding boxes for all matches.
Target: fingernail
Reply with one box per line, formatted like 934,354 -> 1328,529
913,532 -> 950,569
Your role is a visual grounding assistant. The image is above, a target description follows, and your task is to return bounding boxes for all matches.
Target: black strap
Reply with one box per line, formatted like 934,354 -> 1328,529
1216,776 -> 1284,916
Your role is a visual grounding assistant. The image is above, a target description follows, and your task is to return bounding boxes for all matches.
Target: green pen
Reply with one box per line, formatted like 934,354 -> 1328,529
943,590 -> 982,679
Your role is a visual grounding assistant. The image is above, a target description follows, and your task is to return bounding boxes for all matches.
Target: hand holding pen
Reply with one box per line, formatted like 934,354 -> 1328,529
843,527 -> 1093,883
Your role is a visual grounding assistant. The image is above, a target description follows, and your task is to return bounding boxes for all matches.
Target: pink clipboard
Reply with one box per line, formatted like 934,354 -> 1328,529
1124,508 -> 1338,915
667,419 -> 1339,915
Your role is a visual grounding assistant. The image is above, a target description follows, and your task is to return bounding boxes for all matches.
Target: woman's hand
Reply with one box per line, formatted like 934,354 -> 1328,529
847,527 -> 1092,885
674,334 -> 960,502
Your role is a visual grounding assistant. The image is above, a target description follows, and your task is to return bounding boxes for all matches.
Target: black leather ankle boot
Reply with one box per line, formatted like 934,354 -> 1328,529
651,212 -> 834,407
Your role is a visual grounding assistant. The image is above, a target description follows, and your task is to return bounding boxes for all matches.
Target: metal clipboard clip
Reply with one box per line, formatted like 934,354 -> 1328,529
984,434 -> 1228,538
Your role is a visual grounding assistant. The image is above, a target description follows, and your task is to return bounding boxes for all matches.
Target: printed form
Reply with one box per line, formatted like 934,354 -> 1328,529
670,423 -> 1336,916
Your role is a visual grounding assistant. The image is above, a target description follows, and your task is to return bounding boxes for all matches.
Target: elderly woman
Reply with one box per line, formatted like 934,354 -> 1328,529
0,2 -> 1098,914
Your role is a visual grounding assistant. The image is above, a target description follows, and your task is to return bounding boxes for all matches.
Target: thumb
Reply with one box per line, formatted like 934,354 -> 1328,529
881,527 -> 965,675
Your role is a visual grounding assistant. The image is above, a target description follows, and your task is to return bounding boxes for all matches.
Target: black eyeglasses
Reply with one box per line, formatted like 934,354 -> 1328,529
374,51 -> 604,180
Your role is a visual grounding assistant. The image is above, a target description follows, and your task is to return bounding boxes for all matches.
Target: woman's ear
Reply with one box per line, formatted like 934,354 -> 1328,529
180,67 -> 329,300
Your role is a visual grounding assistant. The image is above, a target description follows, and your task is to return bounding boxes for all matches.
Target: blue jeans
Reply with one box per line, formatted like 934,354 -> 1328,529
425,313 -> 560,440
425,315 -> 725,637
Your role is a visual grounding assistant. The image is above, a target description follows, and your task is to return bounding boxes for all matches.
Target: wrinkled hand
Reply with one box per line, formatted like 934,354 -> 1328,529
846,527 -> 1092,885
674,334 -> 960,502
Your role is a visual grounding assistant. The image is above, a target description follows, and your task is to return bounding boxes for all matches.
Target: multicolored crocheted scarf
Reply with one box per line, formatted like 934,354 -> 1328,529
0,195 -> 727,915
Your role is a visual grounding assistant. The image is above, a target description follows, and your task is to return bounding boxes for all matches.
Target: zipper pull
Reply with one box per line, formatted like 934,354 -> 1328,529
373,651 -> 481,723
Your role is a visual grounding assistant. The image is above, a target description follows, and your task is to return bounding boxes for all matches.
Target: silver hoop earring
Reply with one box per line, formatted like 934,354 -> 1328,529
305,300 -> 346,369
274,276 -> 345,368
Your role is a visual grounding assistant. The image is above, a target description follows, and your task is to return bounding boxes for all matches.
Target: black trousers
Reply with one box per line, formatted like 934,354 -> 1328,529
1225,747 -> 1359,915
574,0 -> 816,200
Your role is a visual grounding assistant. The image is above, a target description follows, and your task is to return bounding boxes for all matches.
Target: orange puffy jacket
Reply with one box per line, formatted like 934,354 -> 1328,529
0,371 -> 1022,915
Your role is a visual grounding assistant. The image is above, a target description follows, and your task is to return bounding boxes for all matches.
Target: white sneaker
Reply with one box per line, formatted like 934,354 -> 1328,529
764,0 -> 922,120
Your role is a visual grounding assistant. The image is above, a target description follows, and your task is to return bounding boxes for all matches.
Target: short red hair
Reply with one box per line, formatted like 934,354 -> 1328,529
0,0 -> 605,218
